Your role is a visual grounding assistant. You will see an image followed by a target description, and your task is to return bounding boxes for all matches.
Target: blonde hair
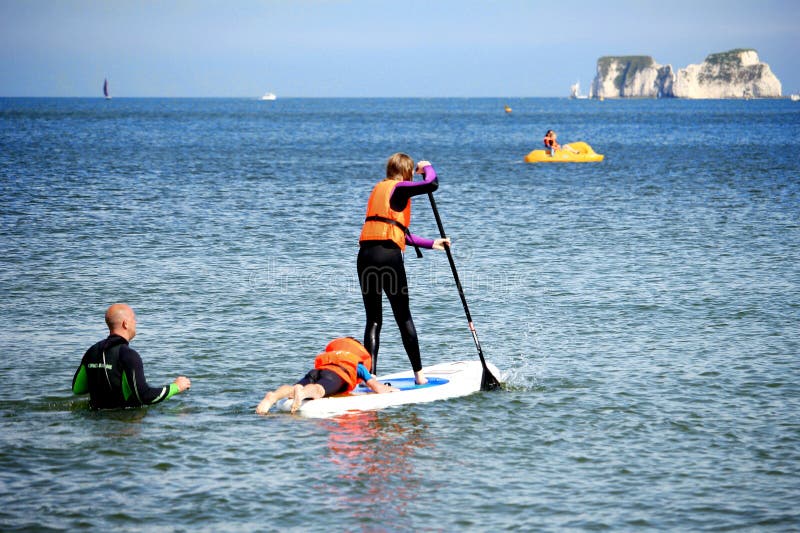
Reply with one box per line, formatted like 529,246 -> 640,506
385,153 -> 414,181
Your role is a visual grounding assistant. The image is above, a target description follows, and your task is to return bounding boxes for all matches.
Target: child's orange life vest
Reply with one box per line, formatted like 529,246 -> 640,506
314,337 -> 373,393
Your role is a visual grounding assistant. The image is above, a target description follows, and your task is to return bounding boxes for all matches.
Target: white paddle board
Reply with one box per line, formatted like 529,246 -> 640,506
275,360 -> 500,418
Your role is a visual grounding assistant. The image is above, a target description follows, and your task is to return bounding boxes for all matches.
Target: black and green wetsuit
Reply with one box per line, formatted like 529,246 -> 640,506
72,334 -> 181,409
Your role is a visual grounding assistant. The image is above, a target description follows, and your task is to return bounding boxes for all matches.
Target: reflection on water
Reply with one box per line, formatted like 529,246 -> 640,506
318,410 -> 431,523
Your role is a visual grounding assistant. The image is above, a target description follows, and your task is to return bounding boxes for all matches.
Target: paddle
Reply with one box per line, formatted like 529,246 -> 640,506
427,192 -> 501,391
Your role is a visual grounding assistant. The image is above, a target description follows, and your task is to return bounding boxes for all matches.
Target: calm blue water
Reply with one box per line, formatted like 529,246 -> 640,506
1,97 -> 799,531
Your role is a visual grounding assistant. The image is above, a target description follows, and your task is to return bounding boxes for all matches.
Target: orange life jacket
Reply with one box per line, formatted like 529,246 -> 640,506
324,337 -> 371,365
314,338 -> 372,393
359,179 -> 411,250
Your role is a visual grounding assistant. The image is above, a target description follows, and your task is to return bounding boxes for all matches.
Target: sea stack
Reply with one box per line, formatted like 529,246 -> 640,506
590,49 -> 782,99
672,49 -> 782,98
590,56 -> 674,99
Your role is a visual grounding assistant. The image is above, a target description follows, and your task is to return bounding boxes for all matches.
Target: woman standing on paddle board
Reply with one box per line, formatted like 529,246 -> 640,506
358,153 -> 450,385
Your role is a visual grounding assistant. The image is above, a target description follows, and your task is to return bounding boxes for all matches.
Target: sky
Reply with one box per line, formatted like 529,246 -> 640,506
1,0 -> 798,97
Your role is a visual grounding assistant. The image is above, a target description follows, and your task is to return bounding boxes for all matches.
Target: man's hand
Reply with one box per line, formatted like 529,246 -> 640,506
174,376 -> 191,392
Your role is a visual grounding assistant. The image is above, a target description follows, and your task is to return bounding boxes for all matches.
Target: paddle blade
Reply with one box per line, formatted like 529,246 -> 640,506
480,366 -> 502,391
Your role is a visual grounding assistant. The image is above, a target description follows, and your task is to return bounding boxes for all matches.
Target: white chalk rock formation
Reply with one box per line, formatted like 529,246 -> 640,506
672,49 -> 782,98
590,49 -> 782,99
590,56 -> 674,99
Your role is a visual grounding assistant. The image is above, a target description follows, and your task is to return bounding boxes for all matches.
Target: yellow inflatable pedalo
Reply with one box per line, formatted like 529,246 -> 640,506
524,141 -> 604,163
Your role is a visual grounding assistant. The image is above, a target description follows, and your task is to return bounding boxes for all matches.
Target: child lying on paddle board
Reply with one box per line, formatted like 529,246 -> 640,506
255,337 -> 399,415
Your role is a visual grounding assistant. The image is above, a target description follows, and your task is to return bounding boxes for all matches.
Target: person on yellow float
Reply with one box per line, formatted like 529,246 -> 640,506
543,130 -> 579,156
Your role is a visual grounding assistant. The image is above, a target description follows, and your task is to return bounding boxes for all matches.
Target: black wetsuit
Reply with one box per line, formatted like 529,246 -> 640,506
72,335 -> 179,409
358,168 -> 439,375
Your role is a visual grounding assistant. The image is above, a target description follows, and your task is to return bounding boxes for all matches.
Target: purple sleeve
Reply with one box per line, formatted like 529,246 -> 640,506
406,233 -> 435,249
394,165 -> 439,249
393,165 -> 437,192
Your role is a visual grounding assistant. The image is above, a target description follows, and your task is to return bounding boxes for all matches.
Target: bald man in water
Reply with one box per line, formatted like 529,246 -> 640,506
72,303 -> 191,409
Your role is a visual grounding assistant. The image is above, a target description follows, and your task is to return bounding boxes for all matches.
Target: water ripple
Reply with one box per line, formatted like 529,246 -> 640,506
1,97 -> 799,530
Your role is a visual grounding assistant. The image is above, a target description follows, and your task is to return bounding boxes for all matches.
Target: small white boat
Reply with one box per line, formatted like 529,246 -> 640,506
260,92 -> 277,101
791,94 -> 800,102
570,81 -> 587,99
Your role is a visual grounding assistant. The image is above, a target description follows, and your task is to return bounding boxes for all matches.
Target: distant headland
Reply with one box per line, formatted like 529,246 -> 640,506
589,49 -> 782,99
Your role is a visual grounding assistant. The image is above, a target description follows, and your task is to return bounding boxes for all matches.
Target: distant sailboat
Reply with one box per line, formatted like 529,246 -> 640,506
260,92 -> 277,101
103,78 -> 111,100
570,81 -> 587,99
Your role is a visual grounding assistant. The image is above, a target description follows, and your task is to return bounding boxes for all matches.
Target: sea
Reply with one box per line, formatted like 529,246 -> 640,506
1,97 -> 798,531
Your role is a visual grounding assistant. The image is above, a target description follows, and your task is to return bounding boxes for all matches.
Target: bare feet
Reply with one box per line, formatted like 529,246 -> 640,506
255,392 -> 276,415
290,384 -> 305,414
414,371 -> 428,386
